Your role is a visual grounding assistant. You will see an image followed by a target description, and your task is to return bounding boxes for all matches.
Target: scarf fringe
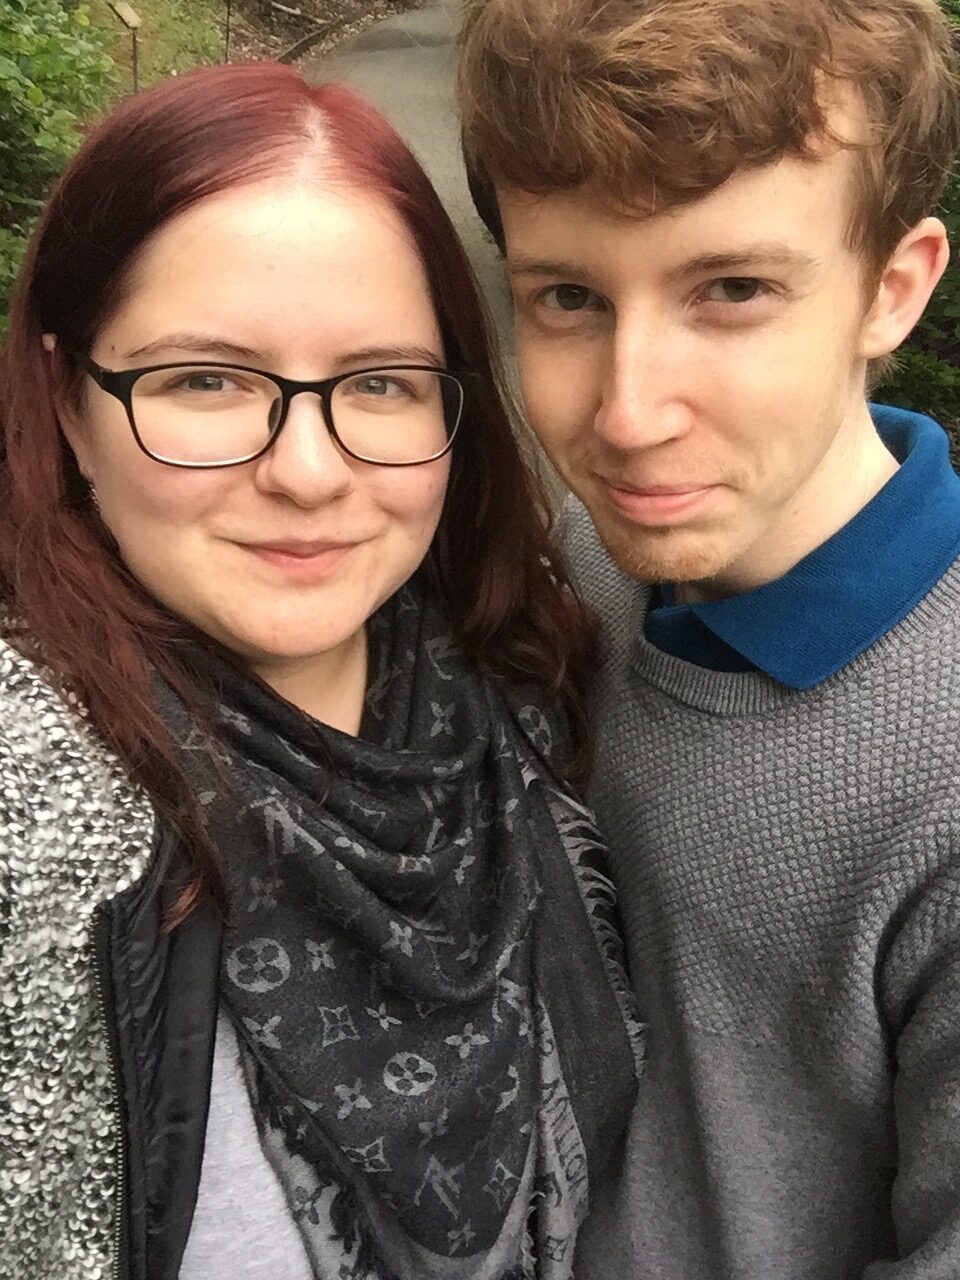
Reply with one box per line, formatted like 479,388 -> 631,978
546,786 -> 647,1075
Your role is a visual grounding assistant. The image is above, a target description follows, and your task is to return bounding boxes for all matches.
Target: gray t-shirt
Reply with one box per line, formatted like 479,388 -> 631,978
179,1012 -> 314,1279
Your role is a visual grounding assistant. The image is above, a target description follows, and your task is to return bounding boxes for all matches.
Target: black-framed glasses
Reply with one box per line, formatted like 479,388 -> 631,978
74,353 -> 476,468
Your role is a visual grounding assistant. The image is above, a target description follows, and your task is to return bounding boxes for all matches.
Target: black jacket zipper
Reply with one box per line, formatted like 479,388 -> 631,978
92,901 -> 130,1280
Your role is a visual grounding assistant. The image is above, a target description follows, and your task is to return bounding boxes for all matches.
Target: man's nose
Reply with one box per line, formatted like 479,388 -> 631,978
593,331 -> 693,450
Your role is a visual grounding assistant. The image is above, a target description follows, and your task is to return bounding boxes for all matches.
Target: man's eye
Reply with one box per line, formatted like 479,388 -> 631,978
702,278 -> 765,304
539,284 -> 604,312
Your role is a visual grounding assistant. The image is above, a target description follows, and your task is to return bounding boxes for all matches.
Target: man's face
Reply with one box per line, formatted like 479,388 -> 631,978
499,148 -> 888,594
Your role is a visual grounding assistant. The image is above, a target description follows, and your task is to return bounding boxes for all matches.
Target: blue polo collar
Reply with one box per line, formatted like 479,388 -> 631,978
644,406 -> 960,690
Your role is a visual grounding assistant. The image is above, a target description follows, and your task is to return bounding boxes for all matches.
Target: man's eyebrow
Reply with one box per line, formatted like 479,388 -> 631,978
506,246 -> 820,282
665,246 -> 821,281
506,257 -> 587,279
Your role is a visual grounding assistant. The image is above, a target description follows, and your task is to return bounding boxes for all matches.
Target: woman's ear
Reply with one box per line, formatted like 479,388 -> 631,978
43,332 -> 96,482
857,217 -> 951,360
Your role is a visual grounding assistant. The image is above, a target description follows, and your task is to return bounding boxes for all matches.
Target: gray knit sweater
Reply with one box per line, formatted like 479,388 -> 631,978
566,502 -> 960,1280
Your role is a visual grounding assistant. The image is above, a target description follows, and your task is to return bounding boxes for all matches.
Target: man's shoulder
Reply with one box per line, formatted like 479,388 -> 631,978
561,497 -> 644,625
898,552 -> 960,655
561,494 -> 605,573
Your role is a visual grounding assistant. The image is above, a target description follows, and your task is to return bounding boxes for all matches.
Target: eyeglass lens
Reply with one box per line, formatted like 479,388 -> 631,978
129,366 -> 463,465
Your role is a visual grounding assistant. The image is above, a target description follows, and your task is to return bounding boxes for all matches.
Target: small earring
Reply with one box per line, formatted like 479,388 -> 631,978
88,483 -> 101,513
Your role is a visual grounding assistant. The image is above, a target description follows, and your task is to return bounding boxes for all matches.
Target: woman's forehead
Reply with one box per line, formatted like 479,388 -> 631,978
99,181 -> 443,370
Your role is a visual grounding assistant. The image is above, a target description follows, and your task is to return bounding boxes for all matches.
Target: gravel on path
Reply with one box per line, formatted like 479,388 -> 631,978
227,0 -> 424,63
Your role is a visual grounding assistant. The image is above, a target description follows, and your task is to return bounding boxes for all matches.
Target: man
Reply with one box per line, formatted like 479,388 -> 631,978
457,1 -> 960,1276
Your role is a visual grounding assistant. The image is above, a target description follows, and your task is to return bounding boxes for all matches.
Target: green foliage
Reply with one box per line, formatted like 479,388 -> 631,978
88,0 -> 223,85
877,4 -> 959,430
0,0 -> 118,337
878,161 -> 960,428
136,0 -> 221,76
0,226 -> 28,321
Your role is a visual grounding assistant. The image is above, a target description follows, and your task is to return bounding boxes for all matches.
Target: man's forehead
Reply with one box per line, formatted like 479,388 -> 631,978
497,149 -> 856,270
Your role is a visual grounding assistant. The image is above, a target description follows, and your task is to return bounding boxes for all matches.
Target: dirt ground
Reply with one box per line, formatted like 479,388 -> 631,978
227,0 -> 424,62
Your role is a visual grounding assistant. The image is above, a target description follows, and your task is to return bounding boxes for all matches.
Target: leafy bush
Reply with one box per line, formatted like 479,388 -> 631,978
0,0 -> 117,338
87,0 -> 223,84
878,3 -> 960,432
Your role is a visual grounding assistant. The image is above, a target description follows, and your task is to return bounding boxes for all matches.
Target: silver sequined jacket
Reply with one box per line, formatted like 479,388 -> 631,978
0,634 -> 222,1280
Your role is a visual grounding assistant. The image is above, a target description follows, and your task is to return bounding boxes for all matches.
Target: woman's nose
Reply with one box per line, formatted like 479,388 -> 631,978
254,393 -> 354,506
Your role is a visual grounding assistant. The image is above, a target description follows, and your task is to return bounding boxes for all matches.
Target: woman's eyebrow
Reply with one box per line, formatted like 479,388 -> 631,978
123,333 -> 261,361
121,338 -> 445,367
335,344 -> 446,367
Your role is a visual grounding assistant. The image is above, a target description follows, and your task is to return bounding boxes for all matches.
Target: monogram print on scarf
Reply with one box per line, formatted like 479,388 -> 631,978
160,579 -> 643,1279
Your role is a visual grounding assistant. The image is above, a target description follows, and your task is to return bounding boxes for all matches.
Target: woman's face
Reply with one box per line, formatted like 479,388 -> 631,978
61,179 -> 451,685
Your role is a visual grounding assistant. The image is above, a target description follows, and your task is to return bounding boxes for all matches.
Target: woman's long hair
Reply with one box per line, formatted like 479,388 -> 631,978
0,63 -> 596,921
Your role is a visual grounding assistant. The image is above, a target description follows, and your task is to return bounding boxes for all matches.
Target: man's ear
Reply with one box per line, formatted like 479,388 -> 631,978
43,332 -> 95,482
858,217 -> 950,360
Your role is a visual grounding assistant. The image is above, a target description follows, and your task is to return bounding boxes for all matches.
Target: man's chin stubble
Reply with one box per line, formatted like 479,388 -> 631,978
595,516 -> 727,585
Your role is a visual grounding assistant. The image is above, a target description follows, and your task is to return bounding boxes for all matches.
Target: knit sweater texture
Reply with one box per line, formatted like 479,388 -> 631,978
567,501 -> 960,1280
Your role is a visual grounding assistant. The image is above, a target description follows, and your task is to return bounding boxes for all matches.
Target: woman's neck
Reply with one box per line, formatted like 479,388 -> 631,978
249,626 -> 369,735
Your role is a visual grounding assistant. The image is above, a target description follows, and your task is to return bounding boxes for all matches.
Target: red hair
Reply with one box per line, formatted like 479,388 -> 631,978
0,64 -> 596,921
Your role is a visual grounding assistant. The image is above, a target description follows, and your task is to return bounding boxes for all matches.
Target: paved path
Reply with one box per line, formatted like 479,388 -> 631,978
302,0 -> 514,345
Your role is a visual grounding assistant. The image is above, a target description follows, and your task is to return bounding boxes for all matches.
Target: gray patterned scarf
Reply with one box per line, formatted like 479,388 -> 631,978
161,579 -> 642,1279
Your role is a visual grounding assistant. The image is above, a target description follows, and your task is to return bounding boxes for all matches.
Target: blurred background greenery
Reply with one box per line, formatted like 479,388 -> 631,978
875,0 -> 959,439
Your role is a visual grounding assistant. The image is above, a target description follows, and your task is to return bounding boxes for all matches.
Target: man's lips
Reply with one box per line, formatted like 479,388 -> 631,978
600,477 -> 720,523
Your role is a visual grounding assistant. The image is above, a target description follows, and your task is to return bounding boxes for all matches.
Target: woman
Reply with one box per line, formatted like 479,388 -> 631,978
0,64 -> 641,1280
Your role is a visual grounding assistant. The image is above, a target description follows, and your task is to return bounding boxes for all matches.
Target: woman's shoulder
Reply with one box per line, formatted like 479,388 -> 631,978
0,625 -> 102,788
0,625 -> 156,881
0,631 -> 157,1278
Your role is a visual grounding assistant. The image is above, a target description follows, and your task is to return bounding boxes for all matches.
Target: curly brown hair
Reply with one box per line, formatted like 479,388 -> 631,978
458,0 -> 960,275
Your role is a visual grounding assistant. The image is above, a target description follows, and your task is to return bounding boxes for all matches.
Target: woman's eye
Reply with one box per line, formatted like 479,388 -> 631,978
538,284 -> 604,313
702,278 -> 766,304
166,371 -> 241,393
356,377 -> 400,396
183,374 -> 229,391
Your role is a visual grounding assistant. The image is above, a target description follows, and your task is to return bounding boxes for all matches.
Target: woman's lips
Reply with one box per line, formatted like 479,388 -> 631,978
242,540 -> 358,581
601,479 -> 719,524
